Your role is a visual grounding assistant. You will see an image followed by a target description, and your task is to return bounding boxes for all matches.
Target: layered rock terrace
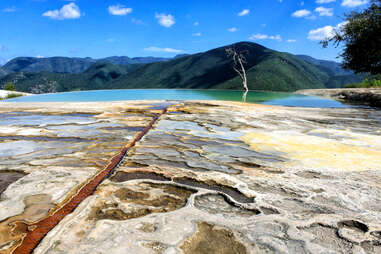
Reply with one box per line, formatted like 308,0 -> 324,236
0,100 -> 380,253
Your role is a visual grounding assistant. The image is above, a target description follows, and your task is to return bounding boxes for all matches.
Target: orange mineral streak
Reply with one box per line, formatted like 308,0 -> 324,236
12,108 -> 167,254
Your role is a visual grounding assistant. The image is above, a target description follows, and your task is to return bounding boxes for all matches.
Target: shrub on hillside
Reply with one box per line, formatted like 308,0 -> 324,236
4,82 -> 16,91
345,74 -> 381,88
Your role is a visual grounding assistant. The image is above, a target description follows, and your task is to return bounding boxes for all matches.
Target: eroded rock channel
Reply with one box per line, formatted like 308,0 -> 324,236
0,101 -> 381,253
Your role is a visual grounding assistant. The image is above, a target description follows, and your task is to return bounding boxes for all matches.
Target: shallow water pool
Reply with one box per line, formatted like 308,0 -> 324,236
4,89 -> 351,108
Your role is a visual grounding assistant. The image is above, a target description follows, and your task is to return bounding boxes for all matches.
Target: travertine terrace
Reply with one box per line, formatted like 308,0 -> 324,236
0,100 -> 381,254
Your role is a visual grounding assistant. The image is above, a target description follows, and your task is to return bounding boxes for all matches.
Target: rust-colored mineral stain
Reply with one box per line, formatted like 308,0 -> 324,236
13,108 -> 167,254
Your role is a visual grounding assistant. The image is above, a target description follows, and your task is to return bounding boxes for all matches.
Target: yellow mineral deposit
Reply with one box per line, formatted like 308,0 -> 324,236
241,130 -> 381,171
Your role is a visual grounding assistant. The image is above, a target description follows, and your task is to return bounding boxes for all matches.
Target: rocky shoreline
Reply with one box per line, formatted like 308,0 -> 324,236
296,88 -> 381,107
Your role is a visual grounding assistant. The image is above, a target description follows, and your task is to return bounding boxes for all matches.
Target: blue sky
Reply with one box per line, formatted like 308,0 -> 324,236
0,0 -> 370,64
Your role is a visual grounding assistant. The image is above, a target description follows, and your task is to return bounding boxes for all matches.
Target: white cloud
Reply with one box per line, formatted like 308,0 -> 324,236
155,13 -> 175,27
2,7 -> 17,13
249,33 -> 282,41
308,26 -> 334,40
292,9 -> 311,18
316,0 -> 336,3
315,6 -> 334,16
269,35 -> 282,41
228,27 -> 238,32
144,46 -> 182,53
36,55 -> 44,58
42,3 -> 81,20
192,32 -> 202,37
238,9 -> 250,16
194,21 -> 199,26
108,5 -> 132,16
341,0 -> 368,7
337,20 -> 349,29
250,34 -> 268,40
287,39 -> 297,42
308,21 -> 348,40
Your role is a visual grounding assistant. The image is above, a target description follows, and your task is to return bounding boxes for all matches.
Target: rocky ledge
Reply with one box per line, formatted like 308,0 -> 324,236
296,88 -> 381,107
0,101 -> 380,254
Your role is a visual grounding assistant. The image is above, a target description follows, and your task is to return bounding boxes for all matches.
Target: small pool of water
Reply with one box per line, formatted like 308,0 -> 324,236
4,89 -> 351,108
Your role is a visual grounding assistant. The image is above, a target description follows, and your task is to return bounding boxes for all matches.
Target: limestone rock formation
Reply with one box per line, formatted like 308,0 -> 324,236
0,101 -> 380,253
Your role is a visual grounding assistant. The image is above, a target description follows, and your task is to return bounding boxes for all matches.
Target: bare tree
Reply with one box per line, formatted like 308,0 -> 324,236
226,47 -> 249,92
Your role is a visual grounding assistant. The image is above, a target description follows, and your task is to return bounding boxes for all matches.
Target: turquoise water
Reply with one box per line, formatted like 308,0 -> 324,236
4,89 -> 350,108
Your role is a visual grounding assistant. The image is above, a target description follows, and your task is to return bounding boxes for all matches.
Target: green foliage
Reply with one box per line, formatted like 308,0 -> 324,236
325,74 -> 365,88
6,93 -> 22,99
4,82 -> 16,91
345,74 -> 381,88
322,0 -> 381,74
217,53 -> 327,91
0,93 -> 22,100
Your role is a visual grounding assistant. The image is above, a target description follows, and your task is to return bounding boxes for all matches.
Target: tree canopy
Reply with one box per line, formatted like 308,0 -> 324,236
323,0 -> 381,74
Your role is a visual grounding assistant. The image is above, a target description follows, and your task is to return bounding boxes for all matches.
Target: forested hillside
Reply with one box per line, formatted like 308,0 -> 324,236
0,42 -> 363,93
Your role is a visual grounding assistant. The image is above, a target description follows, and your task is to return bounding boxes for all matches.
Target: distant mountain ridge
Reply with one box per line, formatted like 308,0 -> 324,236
296,55 -> 364,88
0,42 -> 364,94
1,56 -> 172,74
296,55 -> 353,76
2,53 -> 349,75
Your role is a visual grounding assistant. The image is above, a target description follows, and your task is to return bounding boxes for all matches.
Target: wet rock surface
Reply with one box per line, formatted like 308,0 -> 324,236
0,100 -> 380,253
0,101 -> 161,253
0,171 -> 26,195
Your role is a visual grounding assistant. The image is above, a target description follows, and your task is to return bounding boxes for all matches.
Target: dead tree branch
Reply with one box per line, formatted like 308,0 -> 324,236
226,47 -> 249,92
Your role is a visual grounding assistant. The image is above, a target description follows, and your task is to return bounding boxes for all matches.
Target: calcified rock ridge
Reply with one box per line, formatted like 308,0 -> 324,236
0,100 -> 381,254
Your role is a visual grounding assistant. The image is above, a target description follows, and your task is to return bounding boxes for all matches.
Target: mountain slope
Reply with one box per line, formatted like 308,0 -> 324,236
0,62 -> 140,93
0,42 -> 362,93
296,55 -> 354,75
2,56 -> 170,74
108,42 -> 328,91
2,57 -> 97,73
217,51 -> 329,91
296,55 -> 364,88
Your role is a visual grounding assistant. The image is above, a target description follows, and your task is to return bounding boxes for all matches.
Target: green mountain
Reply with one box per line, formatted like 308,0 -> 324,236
324,74 -> 365,88
296,55 -> 363,88
2,57 -> 96,74
107,42 -> 328,91
0,42 -> 365,93
0,62 -> 140,93
1,56 -> 170,74
296,55 -> 352,75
